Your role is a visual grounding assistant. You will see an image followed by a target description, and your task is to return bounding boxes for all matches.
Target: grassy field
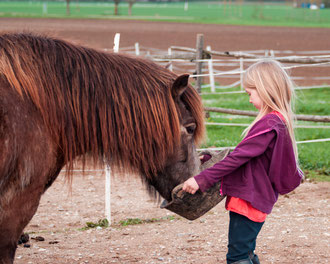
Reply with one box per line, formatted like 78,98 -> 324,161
1,1 -> 330,27
201,87 -> 330,181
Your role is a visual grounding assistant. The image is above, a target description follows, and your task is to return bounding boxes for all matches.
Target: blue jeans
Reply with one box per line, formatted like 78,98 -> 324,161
227,211 -> 264,264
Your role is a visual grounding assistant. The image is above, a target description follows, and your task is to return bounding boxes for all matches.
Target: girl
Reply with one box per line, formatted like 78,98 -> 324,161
182,59 -> 303,264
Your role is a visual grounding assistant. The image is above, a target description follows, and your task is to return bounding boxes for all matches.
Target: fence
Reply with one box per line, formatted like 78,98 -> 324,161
115,34 -> 330,121
125,46 -> 330,89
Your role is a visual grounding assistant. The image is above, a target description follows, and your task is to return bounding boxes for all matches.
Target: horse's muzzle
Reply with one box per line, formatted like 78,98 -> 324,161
160,149 -> 230,220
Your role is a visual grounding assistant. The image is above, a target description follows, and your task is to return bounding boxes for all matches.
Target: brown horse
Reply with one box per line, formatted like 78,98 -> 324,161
0,33 -> 205,263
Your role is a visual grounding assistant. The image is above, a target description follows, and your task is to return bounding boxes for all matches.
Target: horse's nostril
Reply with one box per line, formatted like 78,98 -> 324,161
177,151 -> 187,163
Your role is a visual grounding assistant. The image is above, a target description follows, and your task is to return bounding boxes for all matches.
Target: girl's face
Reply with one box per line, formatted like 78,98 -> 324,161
245,88 -> 263,110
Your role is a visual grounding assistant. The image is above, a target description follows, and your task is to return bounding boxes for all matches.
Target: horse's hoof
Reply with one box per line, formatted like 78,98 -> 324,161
18,233 -> 29,245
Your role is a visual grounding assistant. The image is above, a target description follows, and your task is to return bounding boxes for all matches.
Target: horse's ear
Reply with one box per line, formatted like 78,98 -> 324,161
171,74 -> 190,100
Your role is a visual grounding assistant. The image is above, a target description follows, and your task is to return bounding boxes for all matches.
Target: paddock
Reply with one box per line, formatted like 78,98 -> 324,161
1,18 -> 329,263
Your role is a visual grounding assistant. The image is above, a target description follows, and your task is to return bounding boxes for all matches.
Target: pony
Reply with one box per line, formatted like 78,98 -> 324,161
0,32 -> 205,263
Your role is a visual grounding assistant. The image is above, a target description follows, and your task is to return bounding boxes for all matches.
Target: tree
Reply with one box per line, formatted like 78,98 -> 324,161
114,0 -> 120,15
127,0 -> 136,16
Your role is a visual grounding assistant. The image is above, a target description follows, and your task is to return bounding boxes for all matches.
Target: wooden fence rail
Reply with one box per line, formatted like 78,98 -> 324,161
204,107 -> 330,123
167,46 -> 330,64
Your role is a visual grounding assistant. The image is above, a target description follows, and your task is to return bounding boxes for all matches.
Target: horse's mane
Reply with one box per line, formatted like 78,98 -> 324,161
0,32 -> 205,179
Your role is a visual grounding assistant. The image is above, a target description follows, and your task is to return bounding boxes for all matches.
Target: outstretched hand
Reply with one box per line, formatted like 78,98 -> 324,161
182,177 -> 199,194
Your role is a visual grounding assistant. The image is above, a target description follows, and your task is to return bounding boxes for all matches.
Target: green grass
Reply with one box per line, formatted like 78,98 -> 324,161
80,218 -> 109,230
1,1 -> 330,28
118,216 -> 176,226
201,87 -> 330,181
77,216 -> 177,229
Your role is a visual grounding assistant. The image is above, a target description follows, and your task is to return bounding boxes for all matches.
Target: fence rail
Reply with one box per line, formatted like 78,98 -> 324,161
205,122 -> 330,129
168,46 -> 330,64
204,107 -> 330,123
197,138 -> 330,152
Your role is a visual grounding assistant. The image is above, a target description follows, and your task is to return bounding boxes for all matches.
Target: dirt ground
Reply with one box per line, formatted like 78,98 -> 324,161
0,18 -> 329,263
14,171 -> 330,264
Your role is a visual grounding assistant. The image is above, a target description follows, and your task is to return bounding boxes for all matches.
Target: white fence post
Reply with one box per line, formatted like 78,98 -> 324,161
135,42 -> 140,56
240,56 -> 244,90
113,33 -> 120,53
105,165 -> 111,225
195,34 -> 204,93
184,0 -> 188,11
206,45 -> 215,92
42,2 -> 48,15
168,47 -> 173,71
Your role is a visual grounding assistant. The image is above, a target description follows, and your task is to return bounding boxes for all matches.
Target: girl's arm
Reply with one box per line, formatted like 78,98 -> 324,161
194,129 -> 276,192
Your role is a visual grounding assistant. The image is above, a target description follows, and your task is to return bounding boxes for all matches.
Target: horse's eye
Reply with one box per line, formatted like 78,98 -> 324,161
185,123 -> 196,135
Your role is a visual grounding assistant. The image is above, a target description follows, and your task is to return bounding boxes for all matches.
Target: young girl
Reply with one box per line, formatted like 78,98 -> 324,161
182,59 -> 303,264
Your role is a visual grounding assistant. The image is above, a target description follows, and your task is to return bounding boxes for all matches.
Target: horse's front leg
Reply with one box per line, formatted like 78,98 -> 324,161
0,164 -> 63,264
0,181 -> 43,263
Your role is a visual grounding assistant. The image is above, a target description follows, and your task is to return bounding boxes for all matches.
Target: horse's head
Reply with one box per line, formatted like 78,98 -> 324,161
148,74 -> 204,201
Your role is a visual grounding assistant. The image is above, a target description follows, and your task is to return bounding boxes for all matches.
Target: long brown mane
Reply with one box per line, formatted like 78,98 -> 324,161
0,32 -> 204,179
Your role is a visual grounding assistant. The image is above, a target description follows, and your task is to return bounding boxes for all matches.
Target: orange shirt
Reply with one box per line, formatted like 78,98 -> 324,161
226,196 -> 267,222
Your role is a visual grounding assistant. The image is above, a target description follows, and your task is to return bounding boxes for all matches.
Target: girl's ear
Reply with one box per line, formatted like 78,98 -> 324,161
171,74 -> 190,100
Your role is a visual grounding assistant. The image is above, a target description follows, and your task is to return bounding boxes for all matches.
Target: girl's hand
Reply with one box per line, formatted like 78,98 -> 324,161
182,177 -> 199,194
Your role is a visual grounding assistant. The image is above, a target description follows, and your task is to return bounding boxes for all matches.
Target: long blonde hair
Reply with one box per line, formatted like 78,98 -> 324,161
242,59 -> 298,162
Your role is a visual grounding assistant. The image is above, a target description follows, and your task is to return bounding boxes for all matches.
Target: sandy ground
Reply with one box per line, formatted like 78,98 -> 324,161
0,18 -> 329,263
14,171 -> 330,264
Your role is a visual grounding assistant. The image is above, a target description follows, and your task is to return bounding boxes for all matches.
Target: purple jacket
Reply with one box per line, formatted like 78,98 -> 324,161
195,113 -> 303,214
